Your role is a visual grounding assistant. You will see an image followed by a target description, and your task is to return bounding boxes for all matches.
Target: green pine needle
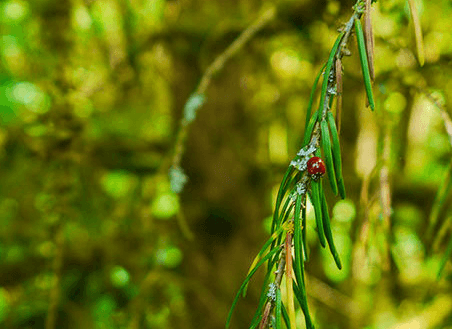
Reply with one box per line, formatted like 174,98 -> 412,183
354,18 -> 375,111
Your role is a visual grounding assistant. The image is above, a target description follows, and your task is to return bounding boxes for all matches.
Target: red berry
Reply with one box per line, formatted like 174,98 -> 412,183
307,156 -> 326,180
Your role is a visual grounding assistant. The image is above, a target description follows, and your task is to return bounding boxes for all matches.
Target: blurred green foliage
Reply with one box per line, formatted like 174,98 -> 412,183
0,0 -> 452,328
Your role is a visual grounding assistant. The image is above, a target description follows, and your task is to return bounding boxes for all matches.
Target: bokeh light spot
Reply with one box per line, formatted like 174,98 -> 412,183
332,199 -> 356,223
384,92 -> 407,114
156,246 -> 183,268
101,171 -> 136,199
270,49 -> 302,79
110,266 -> 130,287
3,0 -> 28,22
73,5 -> 92,31
9,82 -> 50,114
151,192 -> 179,219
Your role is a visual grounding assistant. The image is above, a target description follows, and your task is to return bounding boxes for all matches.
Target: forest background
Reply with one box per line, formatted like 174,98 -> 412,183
1,0 -> 452,328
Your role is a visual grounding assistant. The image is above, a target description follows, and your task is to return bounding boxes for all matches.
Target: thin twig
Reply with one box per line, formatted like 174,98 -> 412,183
337,4 -> 365,62
365,0 -> 375,80
335,58 -> 343,134
358,162 -> 381,251
379,126 -> 392,271
284,232 -> 296,327
321,1 -> 366,120
45,224 -> 65,329
407,0 -> 425,66
177,210 -> 194,241
433,215 -> 452,252
428,159 -> 452,240
259,302 -> 273,329
258,235 -> 288,329
305,273 -> 364,319
171,6 -> 276,170
195,7 -> 276,96
416,90 -> 452,240
359,171 -> 371,245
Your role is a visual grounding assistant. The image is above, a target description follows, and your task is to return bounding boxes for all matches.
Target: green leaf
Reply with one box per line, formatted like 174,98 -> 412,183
275,286 -> 282,329
293,194 -> 304,288
275,195 -> 292,233
337,176 -> 346,200
304,63 -> 327,133
269,196 -> 295,272
281,303 -> 291,329
249,266 -> 277,329
226,247 -> 281,328
319,32 -> 344,114
335,58 -> 343,133
302,207 -> 309,261
327,111 -> 346,199
243,224 -> 286,297
273,167 -> 296,233
320,182 -> 342,269
321,119 -> 338,195
293,282 -> 314,329
354,18 -> 375,111
407,0 -> 425,66
271,172 -> 297,270
302,110 -> 319,147
310,180 -> 326,248
428,160 -> 452,238
278,190 -> 293,226
438,236 -> 452,279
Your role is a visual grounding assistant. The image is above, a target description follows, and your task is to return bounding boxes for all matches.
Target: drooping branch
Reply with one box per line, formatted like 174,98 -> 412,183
170,6 -> 276,193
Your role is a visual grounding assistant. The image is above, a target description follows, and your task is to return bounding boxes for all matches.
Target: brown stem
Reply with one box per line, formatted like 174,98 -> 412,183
258,233 -> 289,329
365,0 -> 375,80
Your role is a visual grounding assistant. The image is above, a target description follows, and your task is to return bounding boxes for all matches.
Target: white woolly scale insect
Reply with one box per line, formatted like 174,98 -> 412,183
296,182 -> 306,195
290,158 -> 308,171
266,283 -> 277,301
291,138 -> 318,172
297,143 -> 316,157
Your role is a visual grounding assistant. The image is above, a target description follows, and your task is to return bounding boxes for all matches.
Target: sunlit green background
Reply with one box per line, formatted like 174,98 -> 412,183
1,0 -> 452,328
